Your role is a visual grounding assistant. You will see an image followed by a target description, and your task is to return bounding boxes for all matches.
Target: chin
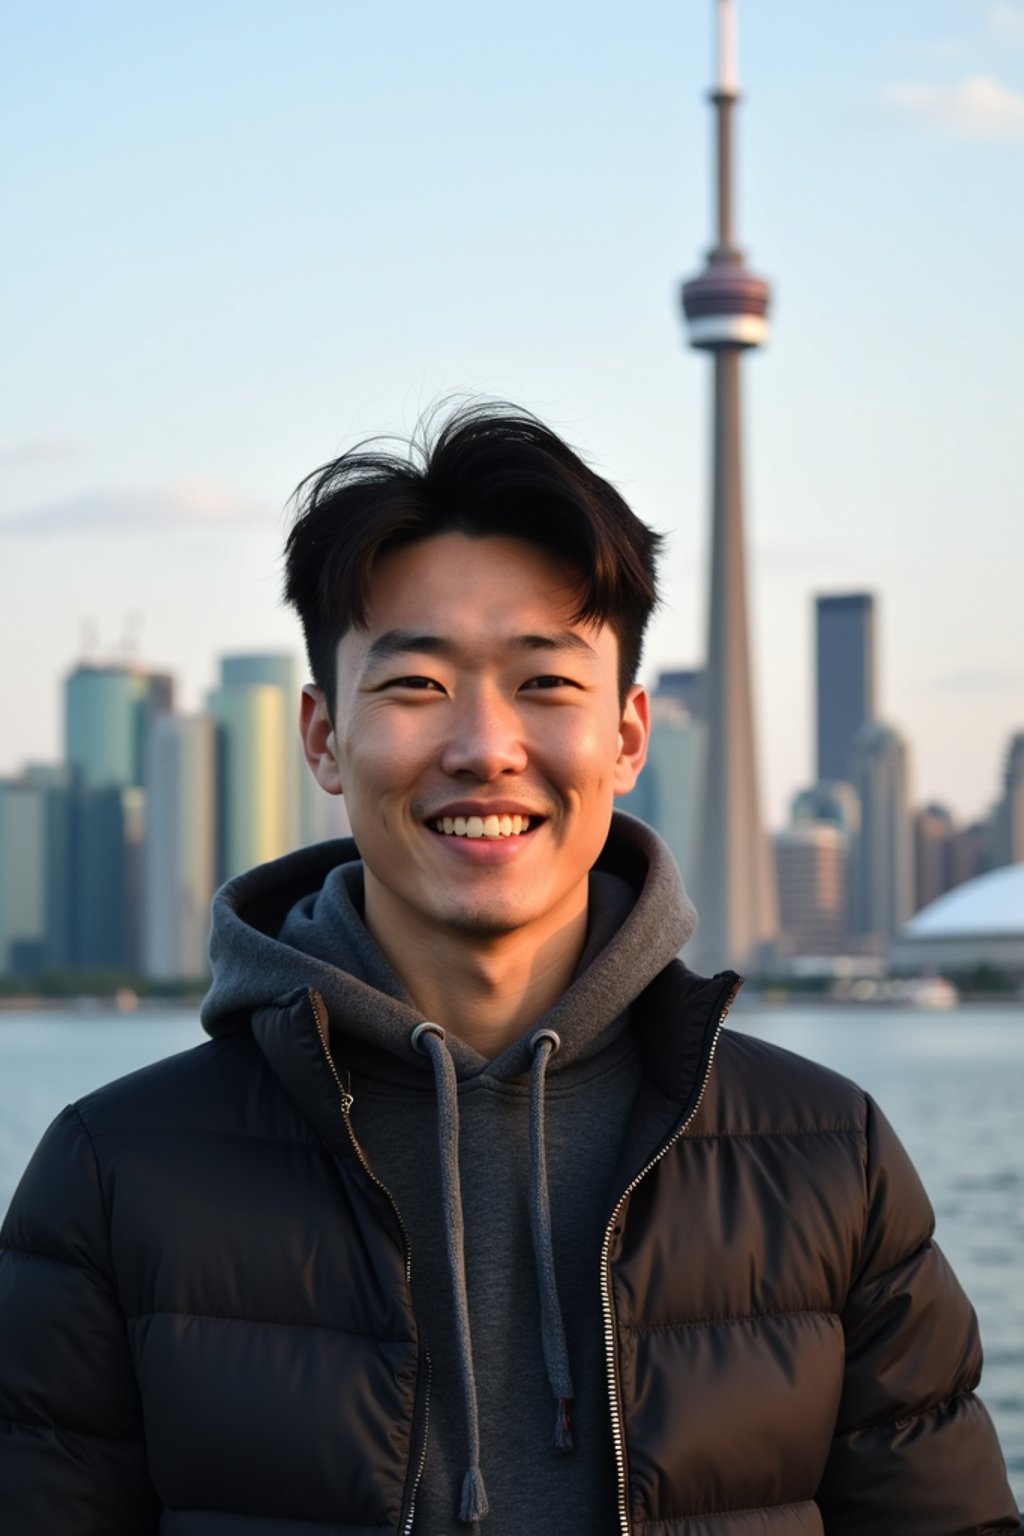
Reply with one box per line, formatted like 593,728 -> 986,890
429,897 -> 538,938
438,910 -> 529,938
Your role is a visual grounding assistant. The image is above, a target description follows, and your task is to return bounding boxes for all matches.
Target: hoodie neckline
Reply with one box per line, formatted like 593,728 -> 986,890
202,811 -> 699,1084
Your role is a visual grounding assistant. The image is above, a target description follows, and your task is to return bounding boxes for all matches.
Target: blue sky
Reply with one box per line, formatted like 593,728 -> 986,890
2,0 -> 1022,828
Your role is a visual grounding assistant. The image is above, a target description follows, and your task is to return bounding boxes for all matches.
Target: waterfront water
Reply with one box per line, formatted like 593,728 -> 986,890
0,1002 -> 1021,1505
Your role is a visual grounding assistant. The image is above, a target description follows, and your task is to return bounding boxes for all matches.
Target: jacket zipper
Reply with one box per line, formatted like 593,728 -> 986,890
308,988 -> 430,1534
599,979 -> 741,1536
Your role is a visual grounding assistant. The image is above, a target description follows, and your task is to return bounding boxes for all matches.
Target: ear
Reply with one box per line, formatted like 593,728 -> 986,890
300,685 -> 343,796
613,684 -> 650,796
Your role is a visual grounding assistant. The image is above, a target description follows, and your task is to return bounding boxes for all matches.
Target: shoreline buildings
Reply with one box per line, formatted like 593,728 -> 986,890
0,651 -> 349,983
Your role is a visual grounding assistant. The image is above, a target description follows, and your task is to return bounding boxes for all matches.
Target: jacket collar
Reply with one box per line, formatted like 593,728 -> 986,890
606,963 -> 742,1203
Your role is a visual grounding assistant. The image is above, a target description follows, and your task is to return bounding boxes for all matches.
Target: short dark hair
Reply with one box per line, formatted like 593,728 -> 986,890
283,402 -> 664,710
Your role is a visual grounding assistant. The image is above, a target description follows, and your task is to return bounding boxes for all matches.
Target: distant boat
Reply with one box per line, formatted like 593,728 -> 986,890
900,976 -> 959,1010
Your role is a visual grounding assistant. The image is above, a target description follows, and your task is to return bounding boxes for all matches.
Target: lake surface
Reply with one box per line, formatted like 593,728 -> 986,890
1,1002 -> 1021,1505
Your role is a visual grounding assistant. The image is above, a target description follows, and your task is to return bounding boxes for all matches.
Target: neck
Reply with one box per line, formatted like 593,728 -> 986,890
363,881 -> 589,1058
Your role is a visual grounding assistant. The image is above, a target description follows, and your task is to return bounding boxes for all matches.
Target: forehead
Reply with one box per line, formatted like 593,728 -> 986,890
336,532 -> 620,677
361,532 -> 586,633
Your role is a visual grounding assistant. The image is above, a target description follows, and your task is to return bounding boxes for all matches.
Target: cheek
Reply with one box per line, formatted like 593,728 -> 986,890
560,716 -> 622,780
338,717 -> 429,810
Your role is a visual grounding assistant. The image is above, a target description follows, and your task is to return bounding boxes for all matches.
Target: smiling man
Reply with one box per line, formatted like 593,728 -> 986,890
299,529 -> 649,1056
0,405 -> 1018,1534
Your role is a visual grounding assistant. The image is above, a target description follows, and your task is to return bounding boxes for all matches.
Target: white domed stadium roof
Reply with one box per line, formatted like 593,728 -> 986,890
905,863 -> 1024,939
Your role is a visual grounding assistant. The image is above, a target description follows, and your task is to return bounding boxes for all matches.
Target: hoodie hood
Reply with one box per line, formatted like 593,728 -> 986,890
202,810 -> 697,1079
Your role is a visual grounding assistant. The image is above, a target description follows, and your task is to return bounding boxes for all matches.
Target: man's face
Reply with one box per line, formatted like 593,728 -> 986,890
302,532 -> 648,951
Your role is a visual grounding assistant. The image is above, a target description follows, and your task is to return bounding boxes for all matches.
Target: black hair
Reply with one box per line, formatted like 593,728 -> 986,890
283,402 -> 664,710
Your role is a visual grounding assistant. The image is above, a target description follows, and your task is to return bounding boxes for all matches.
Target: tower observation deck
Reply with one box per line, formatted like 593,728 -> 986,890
682,0 -> 778,973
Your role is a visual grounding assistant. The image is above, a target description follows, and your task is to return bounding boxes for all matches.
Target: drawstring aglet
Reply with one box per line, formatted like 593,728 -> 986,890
459,1465 -> 490,1523
555,1396 -> 574,1452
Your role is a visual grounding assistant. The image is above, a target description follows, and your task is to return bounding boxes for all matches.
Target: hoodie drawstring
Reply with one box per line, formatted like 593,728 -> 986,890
411,1020 -> 577,1525
411,1022 -> 489,1524
528,1029 -> 574,1452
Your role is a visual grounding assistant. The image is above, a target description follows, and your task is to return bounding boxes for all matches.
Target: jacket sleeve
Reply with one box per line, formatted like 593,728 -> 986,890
0,1103 -> 159,1535
816,1093 -> 1020,1534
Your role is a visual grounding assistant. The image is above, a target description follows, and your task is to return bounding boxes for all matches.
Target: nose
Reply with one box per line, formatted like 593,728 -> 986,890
438,687 -> 529,780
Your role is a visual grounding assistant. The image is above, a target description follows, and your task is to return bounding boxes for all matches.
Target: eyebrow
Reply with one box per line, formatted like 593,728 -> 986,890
361,628 -> 598,669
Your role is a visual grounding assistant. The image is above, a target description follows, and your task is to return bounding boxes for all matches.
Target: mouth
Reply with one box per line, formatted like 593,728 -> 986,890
428,813 -> 541,840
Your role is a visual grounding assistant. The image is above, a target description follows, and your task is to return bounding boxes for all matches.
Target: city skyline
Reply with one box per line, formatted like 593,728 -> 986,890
1,635 -> 1018,980
7,607 -> 1009,979
2,1 -> 1022,828
4,611 -> 1019,841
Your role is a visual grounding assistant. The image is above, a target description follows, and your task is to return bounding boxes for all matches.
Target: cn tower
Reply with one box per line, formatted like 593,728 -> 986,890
682,0 -> 778,972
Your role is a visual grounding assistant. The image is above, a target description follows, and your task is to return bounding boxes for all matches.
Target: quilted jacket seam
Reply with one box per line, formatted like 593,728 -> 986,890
846,1097 -> 935,1296
836,1386 -> 974,1439
83,1124 -> 322,1148
0,1243 -> 109,1279
163,1506 -> 392,1530
165,1510 -> 392,1530
627,1306 -> 841,1334
637,1497 -> 817,1526
851,1233 -> 933,1292
0,1412 -> 146,1447
684,1125 -> 861,1144
125,1305 -> 409,1344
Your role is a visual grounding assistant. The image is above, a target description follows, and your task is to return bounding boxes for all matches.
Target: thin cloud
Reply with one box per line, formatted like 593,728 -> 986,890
754,538 -> 860,575
0,438 -> 82,468
882,74 -> 1024,140
914,39 -> 968,62
0,478 -> 272,535
929,667 -> 1024,693
990,3 -> 1024,43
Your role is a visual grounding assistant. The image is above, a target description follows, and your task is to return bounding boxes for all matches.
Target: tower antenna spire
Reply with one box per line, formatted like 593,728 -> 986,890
681,0 -> 778,973
716,0 -> 739,96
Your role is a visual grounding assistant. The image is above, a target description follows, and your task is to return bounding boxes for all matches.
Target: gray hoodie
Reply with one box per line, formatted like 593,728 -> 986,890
202,811 -> 697,1532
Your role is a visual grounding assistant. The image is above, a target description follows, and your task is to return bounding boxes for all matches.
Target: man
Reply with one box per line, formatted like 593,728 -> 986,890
0,405 -> 1018,1533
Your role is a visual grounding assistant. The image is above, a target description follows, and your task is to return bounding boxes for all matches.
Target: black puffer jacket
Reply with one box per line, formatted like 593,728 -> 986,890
0,963 -> 1018,1533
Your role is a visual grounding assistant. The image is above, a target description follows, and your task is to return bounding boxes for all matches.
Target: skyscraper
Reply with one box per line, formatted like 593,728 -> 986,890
993,732 -> 1024,868
70,785 -> 145,971
0,765 -> 76,979
681,0 -> 777,971
850,722 -> 912,945
207,656 -> 296,881
618,691 -> 706,883
63,660 -> 171,971
24,764 -> 74,970
774,823 -> 848,957
791,781 -> 861,841
0,777 -> 48,976
143,715 -> 217,980
65,662 -> 173,791
219,654 -> 301,855
816,594 -> 876,785
652,668 -> 705,722
913,803 -> 956,913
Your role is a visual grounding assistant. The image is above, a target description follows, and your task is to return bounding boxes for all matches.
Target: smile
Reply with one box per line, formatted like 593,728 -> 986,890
431,814 -> 535,839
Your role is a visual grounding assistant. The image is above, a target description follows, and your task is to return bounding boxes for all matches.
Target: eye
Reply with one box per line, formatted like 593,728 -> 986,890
521,675 -> 579,691
379,675 -> 446,693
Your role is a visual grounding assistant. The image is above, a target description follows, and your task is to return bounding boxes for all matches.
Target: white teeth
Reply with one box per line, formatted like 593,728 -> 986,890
432,814 -> 533,838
